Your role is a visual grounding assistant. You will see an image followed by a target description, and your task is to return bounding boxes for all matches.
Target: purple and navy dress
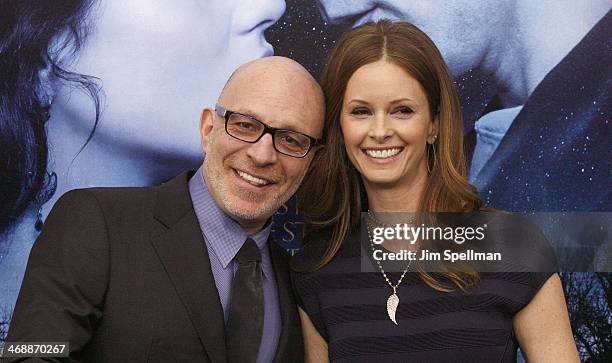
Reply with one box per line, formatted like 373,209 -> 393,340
291,224 -> 556,362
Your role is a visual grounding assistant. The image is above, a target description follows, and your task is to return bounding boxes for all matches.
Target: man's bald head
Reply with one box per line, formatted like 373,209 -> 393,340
220,56 -> 323,101
218,56 -> 324,137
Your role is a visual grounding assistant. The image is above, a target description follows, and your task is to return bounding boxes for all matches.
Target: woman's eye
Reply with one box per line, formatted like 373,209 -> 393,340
350,107 -> 370,116
393,106 -> 414,115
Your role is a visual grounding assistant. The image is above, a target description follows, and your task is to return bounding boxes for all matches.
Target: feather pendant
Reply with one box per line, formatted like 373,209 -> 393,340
387,293 -> 399,325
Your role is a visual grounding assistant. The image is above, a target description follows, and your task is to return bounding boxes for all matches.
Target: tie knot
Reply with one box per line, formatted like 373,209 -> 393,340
235,238 -> 261,264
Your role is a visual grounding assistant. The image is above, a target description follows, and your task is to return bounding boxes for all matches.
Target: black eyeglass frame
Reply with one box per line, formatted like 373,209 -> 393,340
215,104 -> 323,158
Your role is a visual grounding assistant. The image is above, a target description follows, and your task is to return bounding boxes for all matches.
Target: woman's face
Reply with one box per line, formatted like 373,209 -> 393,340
50,0 -> 285,164
340,60 -> 437,189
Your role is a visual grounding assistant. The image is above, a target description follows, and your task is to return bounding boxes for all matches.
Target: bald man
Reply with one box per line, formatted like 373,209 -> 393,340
5,56 -> 324,363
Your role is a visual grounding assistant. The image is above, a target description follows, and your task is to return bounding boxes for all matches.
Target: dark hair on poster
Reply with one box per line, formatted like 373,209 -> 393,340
0,0 -> 101,234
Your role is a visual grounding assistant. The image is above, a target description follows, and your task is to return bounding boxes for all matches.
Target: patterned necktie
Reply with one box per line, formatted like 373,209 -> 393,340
226,237 -> 264,363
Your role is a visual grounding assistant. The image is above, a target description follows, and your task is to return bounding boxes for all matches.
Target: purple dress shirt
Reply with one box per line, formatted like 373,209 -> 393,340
188,166 -> 281,363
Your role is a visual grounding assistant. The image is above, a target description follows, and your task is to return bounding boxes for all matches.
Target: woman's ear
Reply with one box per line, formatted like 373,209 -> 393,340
199,107 -> 215,153
37,63 -> 56,112
428,115 -> 439,144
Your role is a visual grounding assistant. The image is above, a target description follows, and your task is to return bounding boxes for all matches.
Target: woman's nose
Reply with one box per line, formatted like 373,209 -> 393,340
368,114 -> 393,142
234,0 -> 286,35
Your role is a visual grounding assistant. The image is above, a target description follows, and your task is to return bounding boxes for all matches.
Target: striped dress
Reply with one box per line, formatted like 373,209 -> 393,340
291,226 -> 555,362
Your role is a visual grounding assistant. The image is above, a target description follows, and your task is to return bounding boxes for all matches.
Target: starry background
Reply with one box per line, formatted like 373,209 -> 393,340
266,0 -> 342,79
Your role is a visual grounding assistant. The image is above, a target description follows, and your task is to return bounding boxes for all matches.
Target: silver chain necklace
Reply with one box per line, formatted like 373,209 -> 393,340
366,210 -> 413,325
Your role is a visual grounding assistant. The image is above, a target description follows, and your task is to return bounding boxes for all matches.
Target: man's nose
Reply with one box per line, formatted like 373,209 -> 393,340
246,133 -> 278,166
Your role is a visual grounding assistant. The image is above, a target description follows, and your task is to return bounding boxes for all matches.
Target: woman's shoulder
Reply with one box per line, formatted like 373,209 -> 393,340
477,271 -> 557,315
475,209 -> 558,271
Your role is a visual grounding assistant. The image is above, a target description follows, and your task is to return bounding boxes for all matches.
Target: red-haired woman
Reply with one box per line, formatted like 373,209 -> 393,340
291,20 -> 578,362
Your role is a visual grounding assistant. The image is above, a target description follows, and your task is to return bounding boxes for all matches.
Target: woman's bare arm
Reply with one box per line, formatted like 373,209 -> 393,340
299,307 -> 329,363
513,273 -> 580,362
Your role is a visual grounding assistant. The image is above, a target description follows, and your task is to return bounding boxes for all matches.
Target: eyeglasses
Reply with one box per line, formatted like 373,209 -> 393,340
215,104 -> 323,158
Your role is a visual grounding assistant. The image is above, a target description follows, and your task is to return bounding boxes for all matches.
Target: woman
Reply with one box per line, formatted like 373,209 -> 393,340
292,20 -> 579,362
0,0 -> 284,331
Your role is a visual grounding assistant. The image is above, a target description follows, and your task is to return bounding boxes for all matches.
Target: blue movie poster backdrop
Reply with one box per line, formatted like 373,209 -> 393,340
1,0 -> 610,359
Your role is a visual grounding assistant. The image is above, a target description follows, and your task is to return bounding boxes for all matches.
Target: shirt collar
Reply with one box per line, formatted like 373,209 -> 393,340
188,165 -> 272,270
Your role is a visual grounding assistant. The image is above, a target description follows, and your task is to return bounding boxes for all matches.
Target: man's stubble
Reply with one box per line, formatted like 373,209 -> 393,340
203,134 -> 308,224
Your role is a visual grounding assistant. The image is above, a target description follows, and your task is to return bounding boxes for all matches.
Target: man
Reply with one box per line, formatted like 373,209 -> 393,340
5,56 -> 325,362
316,0 -> 610,212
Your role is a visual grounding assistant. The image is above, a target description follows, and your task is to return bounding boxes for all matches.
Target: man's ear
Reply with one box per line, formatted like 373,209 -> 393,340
200,107 -> 215,153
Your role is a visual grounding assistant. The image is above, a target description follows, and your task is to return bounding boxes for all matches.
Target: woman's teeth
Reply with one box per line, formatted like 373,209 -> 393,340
365,148 -> 402,159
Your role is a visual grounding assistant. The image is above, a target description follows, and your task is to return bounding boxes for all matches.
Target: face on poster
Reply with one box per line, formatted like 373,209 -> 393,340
50,0 -> 285,170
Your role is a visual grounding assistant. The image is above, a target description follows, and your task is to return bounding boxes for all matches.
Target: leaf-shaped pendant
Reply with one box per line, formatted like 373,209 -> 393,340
387,293 -> 399,325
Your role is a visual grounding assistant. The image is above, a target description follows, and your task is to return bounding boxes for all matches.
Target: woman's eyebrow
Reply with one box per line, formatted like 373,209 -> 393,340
347,97 -> 415,105
390,98 -> 415,104
346,99 -> 370,105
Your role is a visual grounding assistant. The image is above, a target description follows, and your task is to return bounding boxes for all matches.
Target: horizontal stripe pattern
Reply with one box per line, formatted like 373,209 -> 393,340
332,328 -> 510,361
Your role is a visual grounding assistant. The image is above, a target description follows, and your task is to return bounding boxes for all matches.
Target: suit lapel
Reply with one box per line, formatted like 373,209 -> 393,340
149,171 -> 227,362
269,239 -> 303,363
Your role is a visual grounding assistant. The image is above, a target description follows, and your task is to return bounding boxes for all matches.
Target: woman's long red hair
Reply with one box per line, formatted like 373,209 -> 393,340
296,20 -> 483,292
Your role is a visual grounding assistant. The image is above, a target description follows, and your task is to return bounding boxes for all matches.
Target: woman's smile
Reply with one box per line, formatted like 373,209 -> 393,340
361,146 -> 405,164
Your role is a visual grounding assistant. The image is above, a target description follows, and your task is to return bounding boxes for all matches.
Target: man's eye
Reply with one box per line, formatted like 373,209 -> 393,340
283,135 -> 299,145
351,108 -> 370,116
237,122 -> 255,129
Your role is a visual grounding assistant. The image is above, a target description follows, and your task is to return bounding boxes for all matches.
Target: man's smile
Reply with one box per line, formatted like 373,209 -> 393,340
233,168 -> 275,188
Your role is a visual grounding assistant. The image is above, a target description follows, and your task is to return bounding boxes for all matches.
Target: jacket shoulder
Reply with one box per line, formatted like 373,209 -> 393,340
47,186 -> 166,234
